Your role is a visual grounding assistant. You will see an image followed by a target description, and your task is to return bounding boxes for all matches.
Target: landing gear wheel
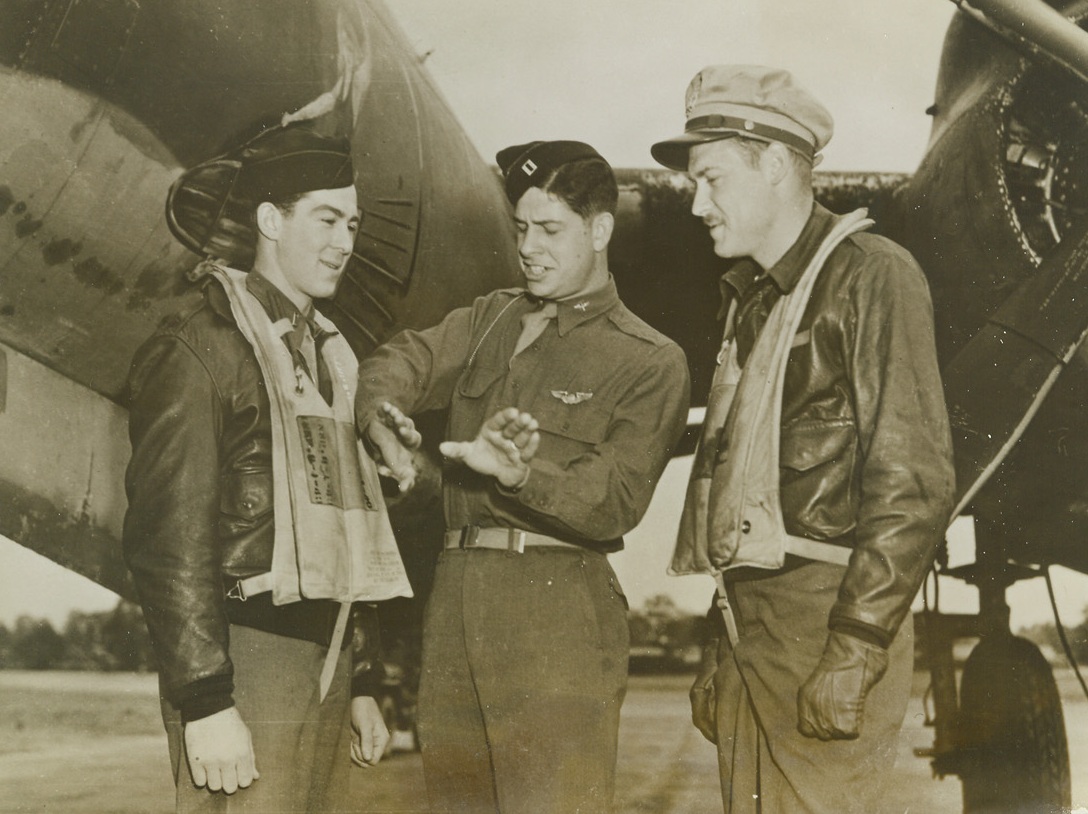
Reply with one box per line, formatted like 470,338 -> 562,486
957,635 -> 1070,813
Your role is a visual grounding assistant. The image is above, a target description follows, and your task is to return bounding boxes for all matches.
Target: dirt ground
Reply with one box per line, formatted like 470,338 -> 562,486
1,669 -> 1085,813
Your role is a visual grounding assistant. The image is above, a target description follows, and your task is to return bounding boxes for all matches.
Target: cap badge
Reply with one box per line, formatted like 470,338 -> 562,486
744,120 -> 755,131
551,390 -> 593,405
685,72 -> 703,119
521,159 -> 538,176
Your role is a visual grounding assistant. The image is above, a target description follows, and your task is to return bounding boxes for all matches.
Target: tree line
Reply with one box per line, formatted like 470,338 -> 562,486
2,595 -> 1083,673
0,594 -> 709,674
1018,609 -> 1088,666
0,600 -> 154,671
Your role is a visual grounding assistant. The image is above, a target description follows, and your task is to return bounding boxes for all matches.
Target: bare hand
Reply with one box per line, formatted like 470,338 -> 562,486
439,407 -> 540,489
183,706 -> 259,794
350,696 -> 390,768
365,402 -> 421,493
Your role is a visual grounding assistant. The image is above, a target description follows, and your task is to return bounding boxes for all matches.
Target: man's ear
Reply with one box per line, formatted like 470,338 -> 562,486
255,201 -> 282,241
761,142 -> 792,186
591,212 -> 614,252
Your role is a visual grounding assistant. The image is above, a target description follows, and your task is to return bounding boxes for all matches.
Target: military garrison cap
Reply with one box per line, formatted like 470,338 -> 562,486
496,140 -> 609,205
167,124 -> 355,265
651,65 -> 834,170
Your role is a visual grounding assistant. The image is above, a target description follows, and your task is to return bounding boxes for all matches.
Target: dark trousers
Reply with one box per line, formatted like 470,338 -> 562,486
714,562 -> 913,814
161,624 -> 353,813
417,547 -> 629,814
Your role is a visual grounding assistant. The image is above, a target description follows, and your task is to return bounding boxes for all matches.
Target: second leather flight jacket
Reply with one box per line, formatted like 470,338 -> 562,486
715,205 -> 956,649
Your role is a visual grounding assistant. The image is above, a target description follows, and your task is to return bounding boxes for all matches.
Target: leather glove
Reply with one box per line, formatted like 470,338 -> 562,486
797,630 -> 888,741
689,638 -> 720,744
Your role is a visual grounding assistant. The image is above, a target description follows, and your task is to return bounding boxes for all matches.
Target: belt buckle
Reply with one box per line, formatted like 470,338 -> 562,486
459,525 -> 480,549
226,581 -> 247,602
507,529 -> 526,554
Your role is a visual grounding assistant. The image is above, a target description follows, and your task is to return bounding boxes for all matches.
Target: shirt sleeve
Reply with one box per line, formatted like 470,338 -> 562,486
830,249 -> 956,647
122,335 -> 235,718
501,341 -> 691,542
355,302 -> 482,427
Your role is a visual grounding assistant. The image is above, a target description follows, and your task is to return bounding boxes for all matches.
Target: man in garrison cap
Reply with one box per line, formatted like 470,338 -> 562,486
355,140 -> 690,813
654,66 -> 954,813
123,124 -> 413,812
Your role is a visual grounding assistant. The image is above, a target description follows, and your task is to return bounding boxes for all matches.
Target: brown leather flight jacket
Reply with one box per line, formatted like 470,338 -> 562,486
122,279 -> 382,719
727,211 -> 956,649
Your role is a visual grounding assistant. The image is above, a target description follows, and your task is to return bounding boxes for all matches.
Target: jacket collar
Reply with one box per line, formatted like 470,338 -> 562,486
764,203 -> 837,294
245,271 -> 310,325
206,269 -> 337,346
717,203 -> 837,317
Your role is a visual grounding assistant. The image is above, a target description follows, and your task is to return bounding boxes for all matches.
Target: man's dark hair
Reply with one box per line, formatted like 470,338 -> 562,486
535,158 -> 618,219
248,190 -> 306,228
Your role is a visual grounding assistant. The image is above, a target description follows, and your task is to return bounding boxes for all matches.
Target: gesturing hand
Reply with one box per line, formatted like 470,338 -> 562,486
439,407 -> 540,489
365,402 -> 422,493
183,706 -> 259,794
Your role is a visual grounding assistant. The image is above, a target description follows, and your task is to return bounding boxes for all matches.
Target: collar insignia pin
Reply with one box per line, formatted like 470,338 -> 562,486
574,300 -> 588,312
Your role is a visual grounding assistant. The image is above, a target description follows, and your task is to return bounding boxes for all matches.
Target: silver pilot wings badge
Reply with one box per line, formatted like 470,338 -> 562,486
550,390 -> 593,405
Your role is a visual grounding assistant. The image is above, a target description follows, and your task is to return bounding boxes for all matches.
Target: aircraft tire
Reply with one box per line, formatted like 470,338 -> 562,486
956,634 -> 1071,814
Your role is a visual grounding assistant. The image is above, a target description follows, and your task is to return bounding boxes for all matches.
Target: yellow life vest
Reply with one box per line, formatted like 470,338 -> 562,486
212,265 -> 413,605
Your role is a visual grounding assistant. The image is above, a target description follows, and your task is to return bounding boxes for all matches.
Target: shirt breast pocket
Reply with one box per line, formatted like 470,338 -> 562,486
456,363 -> 505,400
531,398 -> 610,448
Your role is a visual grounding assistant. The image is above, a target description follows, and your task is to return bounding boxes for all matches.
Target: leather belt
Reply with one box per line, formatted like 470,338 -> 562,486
444,525 -> 581,554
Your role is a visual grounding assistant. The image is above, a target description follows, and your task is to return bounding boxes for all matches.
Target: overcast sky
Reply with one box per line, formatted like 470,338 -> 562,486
392,0 -> 957,172
4,0 -> 1086,630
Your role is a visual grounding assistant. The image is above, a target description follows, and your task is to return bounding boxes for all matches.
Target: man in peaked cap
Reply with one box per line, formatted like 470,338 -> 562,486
655,66 -> 955,812
355,140 -> 690,812
124,124 -> 413,812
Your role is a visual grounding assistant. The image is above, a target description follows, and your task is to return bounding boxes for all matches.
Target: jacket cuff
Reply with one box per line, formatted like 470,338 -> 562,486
351,661 -> 387,699
177,673 -> 235,723
495,467 -> 532,495
828,616 -> 890,649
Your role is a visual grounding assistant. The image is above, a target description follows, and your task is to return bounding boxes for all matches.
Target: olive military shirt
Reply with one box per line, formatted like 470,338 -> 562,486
356,277 -> 690,551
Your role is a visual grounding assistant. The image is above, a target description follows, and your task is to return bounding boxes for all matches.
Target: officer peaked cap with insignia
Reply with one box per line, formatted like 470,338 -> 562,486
651,65 -> 834,171
166,124 -> 356,265
496,140 -> 608,205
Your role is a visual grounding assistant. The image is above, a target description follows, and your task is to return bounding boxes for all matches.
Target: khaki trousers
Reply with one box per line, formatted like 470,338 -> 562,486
714,562 -> 913,814
161,624 -> 353,814
417,547 -> 629,814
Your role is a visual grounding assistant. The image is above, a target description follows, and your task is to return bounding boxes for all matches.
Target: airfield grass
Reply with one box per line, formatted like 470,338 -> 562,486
1,669 -> 1085,813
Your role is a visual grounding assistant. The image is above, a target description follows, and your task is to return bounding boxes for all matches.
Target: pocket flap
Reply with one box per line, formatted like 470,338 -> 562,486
220,470 -> 272,520
780,420 -> 854,472
532,398 -> 609,445
457,364 -> 505,399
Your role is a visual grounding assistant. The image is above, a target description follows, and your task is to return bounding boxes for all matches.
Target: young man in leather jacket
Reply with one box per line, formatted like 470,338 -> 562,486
123,125 -> 410,812
653,66 -> 955,813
